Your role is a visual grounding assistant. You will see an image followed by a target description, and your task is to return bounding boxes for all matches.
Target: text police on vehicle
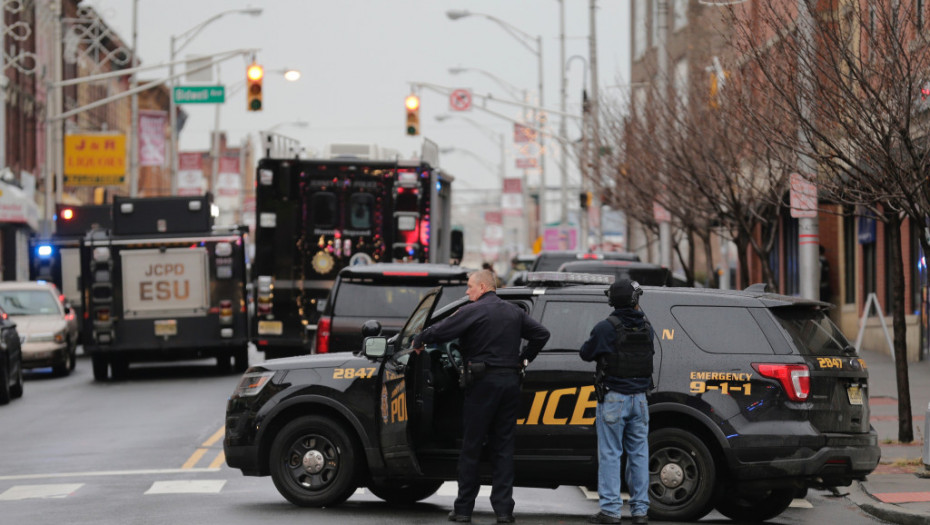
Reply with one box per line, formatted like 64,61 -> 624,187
224,273 -> 879,522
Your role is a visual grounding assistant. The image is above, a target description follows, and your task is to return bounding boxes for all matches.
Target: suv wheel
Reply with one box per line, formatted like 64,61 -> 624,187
52,348 -> 73,377
270,415 -> 361,507
0,361 -> 10,405
647,428 -> 718,521
715,487 -> 796,522
10,364 -> 23,398
367,479 -> 443,504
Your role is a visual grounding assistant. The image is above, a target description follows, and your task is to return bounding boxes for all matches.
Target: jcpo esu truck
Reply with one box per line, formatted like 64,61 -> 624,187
80,196 -> 249,381
251,139 -> 460,358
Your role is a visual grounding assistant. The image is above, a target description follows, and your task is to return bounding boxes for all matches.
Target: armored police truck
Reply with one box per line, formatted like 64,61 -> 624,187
251,137 -> 460,358
80,196 -> 249,381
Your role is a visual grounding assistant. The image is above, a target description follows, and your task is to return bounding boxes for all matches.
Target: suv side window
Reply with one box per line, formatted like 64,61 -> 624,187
672,306 -> 774,355
539,299 -> 607,351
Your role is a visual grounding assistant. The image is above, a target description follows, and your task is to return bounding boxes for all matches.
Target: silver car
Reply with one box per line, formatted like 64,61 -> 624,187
0,281 -> 79,376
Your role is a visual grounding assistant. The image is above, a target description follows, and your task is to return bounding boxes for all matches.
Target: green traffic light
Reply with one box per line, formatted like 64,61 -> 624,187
250,99 -> 262,111
406,126 -> 417,135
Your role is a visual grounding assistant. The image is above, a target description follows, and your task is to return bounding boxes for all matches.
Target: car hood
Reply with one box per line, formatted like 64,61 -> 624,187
258,352 -> 362,371
10,315 -> 66,335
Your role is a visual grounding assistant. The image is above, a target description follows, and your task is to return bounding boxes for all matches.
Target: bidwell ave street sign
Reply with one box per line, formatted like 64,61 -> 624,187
173,86 -> 225,104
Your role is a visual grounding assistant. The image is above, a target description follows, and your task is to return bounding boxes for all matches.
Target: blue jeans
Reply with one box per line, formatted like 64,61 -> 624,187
596,390 -> 650,518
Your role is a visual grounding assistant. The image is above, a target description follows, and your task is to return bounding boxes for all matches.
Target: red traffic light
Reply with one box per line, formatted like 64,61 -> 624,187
247,63 -> 263,111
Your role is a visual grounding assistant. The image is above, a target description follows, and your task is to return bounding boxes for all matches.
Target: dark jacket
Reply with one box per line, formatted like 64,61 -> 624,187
580,307 -> 653,394
412,291 -> 550,368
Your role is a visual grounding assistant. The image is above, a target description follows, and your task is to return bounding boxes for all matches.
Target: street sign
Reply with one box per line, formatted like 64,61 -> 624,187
449,89 -> 472,111
173,85 -> 225,104
789,172 -> 818,218
64,134 -> 126,186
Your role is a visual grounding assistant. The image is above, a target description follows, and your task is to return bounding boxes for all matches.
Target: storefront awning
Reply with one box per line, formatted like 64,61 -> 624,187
0,180 -> 39,230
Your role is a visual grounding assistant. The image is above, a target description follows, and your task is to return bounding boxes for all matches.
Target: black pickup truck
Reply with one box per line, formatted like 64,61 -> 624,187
314,263 -> 468,353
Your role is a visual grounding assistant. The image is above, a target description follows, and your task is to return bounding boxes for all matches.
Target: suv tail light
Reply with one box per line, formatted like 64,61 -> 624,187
316,317 -> 331,354
219,300 -> 234,325
753,363 -> 811,401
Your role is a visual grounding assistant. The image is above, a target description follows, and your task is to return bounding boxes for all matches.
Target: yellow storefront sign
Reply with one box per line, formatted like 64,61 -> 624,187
64,134 -> 126,186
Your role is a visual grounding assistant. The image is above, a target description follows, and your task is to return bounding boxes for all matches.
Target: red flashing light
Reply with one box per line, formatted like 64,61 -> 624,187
316,317 -> 332,354
61,208 -> 74,220
382,271 -> 430,277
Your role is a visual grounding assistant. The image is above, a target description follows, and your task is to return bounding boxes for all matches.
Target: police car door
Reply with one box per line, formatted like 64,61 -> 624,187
378,287 -> 443,476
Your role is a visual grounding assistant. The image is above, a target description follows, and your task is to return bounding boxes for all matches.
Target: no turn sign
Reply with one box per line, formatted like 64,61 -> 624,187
449,89 -> 472,111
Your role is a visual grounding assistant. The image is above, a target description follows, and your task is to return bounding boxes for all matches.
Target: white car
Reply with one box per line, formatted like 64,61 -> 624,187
0,281 -> 78,376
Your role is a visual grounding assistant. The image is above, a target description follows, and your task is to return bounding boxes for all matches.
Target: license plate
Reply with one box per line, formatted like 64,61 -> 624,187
847,385 -> 863,405
258,320 -> 283,335
154,319 -> 177,337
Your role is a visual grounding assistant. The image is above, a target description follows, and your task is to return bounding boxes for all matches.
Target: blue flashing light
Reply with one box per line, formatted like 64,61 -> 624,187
436,181 -> 442,192
37,245 -> 53,258
725,433 -> 739,439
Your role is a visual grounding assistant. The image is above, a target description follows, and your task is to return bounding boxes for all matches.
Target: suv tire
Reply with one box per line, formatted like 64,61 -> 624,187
10,364 -> 23,399
0,362 -> 10,405
367,479 -> 443,504
270,415 -> 361,507
648,428 -> 718,522
715,487 -> 796,522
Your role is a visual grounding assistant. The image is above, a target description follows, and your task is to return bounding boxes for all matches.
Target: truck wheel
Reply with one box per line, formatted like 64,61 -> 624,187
715,487 -> 795,522
269,415 -> 361,507
92,356 -> 109,381
111,359 -> 129,380
10,364 -> 23,398
647,428 -> 718,522
216,355 -> 232,374
68,342 -> 77,371
367,479 -> 443,504
0,362 -> 10,405
233,346 -> 249,373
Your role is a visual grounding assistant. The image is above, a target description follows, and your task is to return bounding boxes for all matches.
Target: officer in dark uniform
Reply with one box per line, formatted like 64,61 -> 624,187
413,269 -> 550,524
580,278 -> 654,525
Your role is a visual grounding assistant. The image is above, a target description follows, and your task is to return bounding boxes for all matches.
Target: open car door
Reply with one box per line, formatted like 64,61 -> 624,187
378,286 -> 444,476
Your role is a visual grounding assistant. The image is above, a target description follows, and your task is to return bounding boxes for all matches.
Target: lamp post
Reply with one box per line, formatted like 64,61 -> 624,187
266,119 -> 309,133
448,66 -> 524,102
169,7 -> 262,196
446,9 -> 546,240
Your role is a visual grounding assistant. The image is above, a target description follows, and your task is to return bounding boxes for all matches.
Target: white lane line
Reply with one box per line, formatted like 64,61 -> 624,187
144,480 -> 226,495
436,482 -> 491,497
0,483 -> 84,500
0,468 -> 220,482
789,498 -> 813,508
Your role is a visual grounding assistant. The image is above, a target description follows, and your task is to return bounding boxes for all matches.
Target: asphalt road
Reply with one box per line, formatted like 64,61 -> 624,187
0,348 -> 892,525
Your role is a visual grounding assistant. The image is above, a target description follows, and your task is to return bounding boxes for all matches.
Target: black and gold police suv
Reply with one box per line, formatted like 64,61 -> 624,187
224,273 -> 880,522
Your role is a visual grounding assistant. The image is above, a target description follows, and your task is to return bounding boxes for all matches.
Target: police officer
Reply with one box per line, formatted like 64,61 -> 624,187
412,269 -> 550,524
580,278 -> 654,525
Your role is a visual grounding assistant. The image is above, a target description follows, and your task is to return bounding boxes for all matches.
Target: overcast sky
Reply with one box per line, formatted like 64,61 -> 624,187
88,0 -> 631,202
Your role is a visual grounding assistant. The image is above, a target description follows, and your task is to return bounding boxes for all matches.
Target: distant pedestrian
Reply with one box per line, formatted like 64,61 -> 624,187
412,269 -> 550,524
581,278 -> 654,525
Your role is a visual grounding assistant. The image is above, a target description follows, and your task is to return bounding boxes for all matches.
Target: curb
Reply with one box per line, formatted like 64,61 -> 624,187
847,481 -> 930,525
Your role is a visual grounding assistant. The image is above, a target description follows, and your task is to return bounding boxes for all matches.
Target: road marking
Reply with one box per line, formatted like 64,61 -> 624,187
181,448 -> 208,469
789,498 -> 813,508
202,426 -> 225,447
436,482 -> 491,497
0,483 -> 84,500
208,451 -> 226,469
0,468 -> 219,482
144,480 -> 226,495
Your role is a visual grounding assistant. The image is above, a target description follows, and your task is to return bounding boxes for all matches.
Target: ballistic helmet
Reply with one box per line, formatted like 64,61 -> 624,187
606,278 -> 643,308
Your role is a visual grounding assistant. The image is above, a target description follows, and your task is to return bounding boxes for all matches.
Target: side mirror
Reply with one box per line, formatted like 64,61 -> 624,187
361,320 -> 382,338
363,336 -> 389,359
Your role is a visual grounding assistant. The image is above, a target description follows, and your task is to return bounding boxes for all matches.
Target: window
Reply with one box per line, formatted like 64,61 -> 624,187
633,86 -> 647,124
782,211 -> 800,296
651,0 -> 660,48
843,208 -> 856,304
310,192 -> 337,228
911,221 -> 925,314
771,307 -> 853,356
671,306 -> 774,354
674,57 -> 689,115
884,221 -> 895,315
673,0 -> 688,31
333,282 -> 467,318
539,300 -> 607,351
348,193 -> 374,229
863,242 -> 877,305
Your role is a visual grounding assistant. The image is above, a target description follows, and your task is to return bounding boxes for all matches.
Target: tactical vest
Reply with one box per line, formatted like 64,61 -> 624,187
602,316 -> 654,378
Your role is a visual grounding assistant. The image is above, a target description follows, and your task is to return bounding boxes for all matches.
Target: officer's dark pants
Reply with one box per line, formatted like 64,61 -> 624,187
455,370 -> 521,517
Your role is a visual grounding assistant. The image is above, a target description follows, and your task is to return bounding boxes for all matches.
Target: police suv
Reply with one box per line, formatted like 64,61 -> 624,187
224,273 -> 879,522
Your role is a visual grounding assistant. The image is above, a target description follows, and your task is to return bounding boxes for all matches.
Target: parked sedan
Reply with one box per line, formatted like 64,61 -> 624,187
0,304 -> 23,404
0,281 -> 79,376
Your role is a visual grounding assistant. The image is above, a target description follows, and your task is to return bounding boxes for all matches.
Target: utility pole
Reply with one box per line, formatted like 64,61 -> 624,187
797,0 -> 818,300
558,0 -> 569,228
129,0 -> 139,196
588,0 -> 601,250
656,0 -> 672,268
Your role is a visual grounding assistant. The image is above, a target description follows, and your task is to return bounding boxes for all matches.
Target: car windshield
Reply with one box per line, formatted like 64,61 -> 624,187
771,307 -> 853,356
333,283 -> 467,317
0,289 -> 61,316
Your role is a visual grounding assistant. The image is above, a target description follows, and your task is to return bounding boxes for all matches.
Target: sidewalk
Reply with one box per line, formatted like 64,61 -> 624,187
848,347 -> 930,524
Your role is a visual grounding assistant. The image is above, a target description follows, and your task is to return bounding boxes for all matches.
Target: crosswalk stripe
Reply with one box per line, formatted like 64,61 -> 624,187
0,468 -> 218,482
0,483 -> 84,500
144,480 -> 226,495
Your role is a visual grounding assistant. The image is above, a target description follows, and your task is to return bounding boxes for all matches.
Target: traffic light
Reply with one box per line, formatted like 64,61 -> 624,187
247,63 -> 264,111
580,191 -> 592,209
405,95 -> 420,136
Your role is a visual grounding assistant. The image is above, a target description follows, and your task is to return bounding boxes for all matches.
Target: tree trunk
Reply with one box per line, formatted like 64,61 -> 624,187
735,229 -> 751,289
886,214 -> 913,443
702,233 -> 717,289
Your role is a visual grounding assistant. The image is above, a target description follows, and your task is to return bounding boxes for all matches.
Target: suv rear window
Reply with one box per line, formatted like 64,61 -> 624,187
672,306 -> 774,355
332,282 -> 466,317
770,307 -> 852,356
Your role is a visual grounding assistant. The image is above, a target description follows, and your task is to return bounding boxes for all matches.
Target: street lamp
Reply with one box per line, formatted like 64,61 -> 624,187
266,119 -> 309,133
448,66 -> 524,102
169,7 -> 263,195
446,9 -> 546,238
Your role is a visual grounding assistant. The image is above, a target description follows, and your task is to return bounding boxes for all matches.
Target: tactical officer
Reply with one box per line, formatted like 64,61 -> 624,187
580,278 -> 654,525
412,269 -> 550,524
